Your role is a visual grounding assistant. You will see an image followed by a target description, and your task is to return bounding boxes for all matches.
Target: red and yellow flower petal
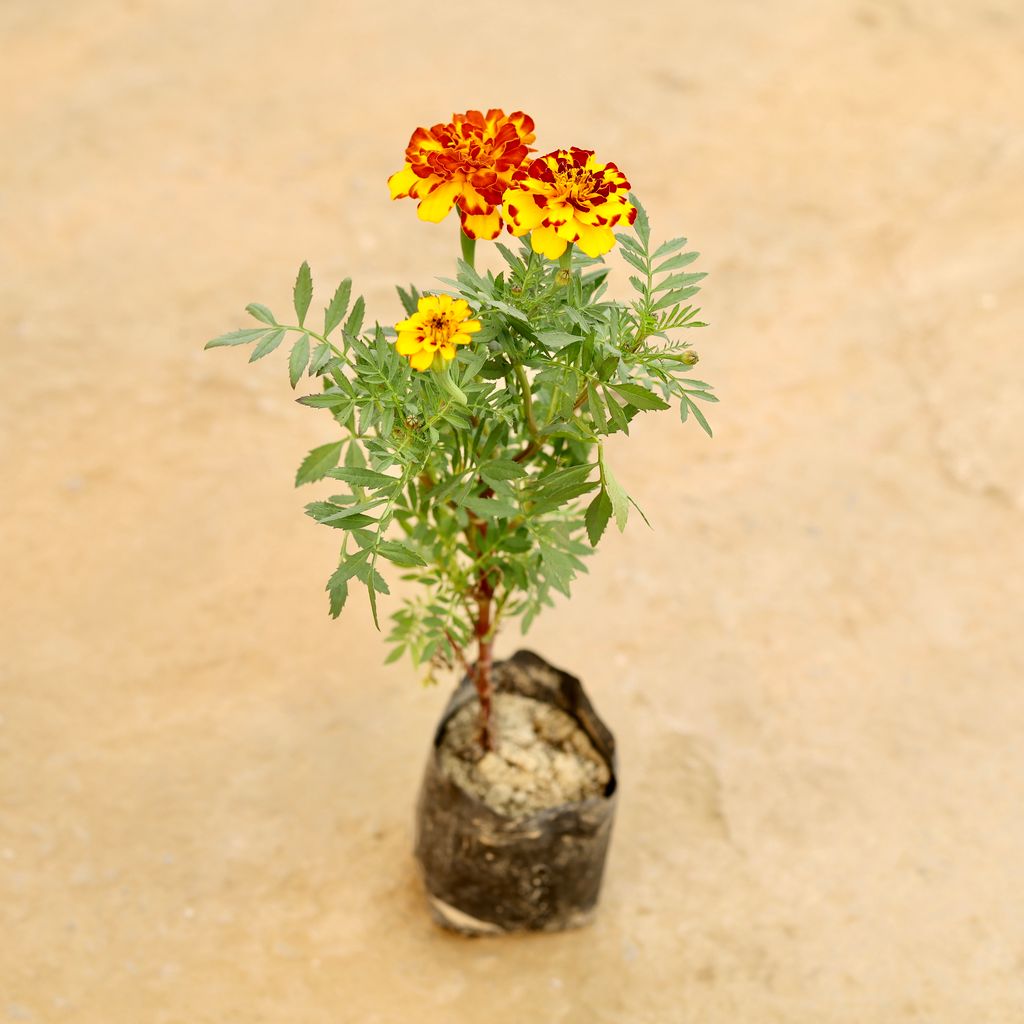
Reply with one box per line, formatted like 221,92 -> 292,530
530,225 -> 568,259
409,349 -> 434,371
504,189 -> 545,236
573,222 -> 617,258
395,334 -> 422,355
459,210 -> 502,241
417,180 -> 462,223
388,164 -> 418,200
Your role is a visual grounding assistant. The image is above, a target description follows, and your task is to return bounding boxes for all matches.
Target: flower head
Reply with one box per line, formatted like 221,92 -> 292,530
504,147 -> 637,259
388,109 -> 535,240
394,294 -> 482,371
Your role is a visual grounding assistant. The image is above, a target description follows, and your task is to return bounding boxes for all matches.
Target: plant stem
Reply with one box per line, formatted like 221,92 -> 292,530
460,227 -> 476,271
513,363 -> 539,441
558,243 -> 574,282
474,579 -> 495,753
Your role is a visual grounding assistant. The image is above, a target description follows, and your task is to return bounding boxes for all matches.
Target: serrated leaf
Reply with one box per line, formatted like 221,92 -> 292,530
611,382 -> 670,411
288,333 -> 310,388
652,286 -> 700,312
463,495 -> 518,519
295,441 -> 343,486
653,272 -> 706,293
246,302 -> 277,325
327,549 -> 370,588
344,296 -> 365,338
654,251 -> 700,274
540,546 -> 575,597
309,342 -> 333,374
480,459 -> 527,485
652,236 -> 689,259
248,327 -> 286,362
535,330 -> 579,350
619,248 -> 650,275
293,262 -> 313,326
324,279 -> 352,337
327,577 -> 349,618
396,284 -> 420,316
630,194 -> 650,247
586,382 -> 606,432
327,467 -> 395,488
204,327 -> 268,349
316,510 -> 377,530
376,540 -> 427,568
585,490 -> 612,547
296,390 -> 347,408
603,463 -> 629,531
681,394 -> 713,437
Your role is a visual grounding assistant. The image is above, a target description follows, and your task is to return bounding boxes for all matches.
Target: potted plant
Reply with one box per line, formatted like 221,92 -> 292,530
206,108 -> 715,935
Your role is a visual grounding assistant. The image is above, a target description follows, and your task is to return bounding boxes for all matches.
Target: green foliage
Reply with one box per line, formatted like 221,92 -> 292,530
205,197 -> 714,674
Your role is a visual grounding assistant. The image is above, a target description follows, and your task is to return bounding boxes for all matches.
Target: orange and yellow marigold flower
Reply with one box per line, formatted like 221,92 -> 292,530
504,147 -> 637,260
394,294 -> 481,371
387,109 -> 535,241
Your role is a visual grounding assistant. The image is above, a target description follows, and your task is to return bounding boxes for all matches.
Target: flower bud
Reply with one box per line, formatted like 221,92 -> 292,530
682,350 -> 699,366
555,269 -> 572,287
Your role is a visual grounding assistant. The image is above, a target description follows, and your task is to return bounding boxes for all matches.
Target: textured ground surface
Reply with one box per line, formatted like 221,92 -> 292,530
2,1 -> 1023,1021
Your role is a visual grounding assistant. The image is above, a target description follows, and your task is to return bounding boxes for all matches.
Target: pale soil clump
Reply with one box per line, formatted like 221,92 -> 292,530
439,692 -> 611,817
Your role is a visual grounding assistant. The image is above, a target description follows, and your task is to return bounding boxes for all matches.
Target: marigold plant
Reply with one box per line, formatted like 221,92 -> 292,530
207,108 -> 715,750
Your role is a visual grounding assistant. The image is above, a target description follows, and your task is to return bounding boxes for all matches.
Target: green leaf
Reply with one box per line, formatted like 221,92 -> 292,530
630,193 -> 650,247
327,577 -> 349,618
293,262 -> 313,326
246,303 -> 277,325
652,236 -> 688,260
309,341 -> 333,374
463,495 -> 518,519
396,284 -> 420,316
296,390 -> 348,408
288,333 -> 310,388
377,540 -> 427,568
585,490 -> 612,547
344,296 -> 365,338
603,463 -> 629,531
540,546 -> 575,597
619,247 -> 650,275
586,381 -> 606,432
480,459 -> 527,485
653,286 -> 700,312
204,327 -> 268,349
324,279 -> 352,337
313,510 -> 377,530
535,330 -> 579,350
327,467 -> 395,488
295,441 -> 343,486
654,251 -> 700,274
330,549 -> 371,582
680,394 -> 713,437
611,382 -> 670,411
249,327 -> 286,362
653,272 -> 706,293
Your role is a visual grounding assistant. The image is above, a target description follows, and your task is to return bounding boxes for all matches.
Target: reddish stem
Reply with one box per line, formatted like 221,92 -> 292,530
473,572 -> 495,753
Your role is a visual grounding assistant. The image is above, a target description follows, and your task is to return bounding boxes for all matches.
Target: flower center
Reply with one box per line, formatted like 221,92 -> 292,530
552,167 -> 598,206
426,314 -> 454,347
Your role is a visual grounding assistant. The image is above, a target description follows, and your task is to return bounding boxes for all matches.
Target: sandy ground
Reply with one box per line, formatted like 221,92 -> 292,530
2,0 -> 1023,1020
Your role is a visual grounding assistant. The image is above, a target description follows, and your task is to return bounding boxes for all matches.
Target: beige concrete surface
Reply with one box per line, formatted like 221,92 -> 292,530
2,1 -> 1023,1020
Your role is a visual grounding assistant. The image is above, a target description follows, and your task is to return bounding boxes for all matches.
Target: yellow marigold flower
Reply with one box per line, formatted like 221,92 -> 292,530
504,147 -> 637,260
387,109 -> 535,241
394,294 -> 482,371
